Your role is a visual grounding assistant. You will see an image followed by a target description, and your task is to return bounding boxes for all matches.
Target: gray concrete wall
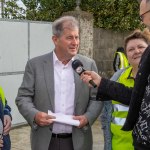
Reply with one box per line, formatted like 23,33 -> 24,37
93,28 -> 130,78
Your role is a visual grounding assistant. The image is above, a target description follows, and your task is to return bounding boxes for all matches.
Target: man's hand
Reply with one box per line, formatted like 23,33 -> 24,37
73,115 -> 88,128
34,112 -> 55,126
3,115 -> 11,135
81,71 -> 101,87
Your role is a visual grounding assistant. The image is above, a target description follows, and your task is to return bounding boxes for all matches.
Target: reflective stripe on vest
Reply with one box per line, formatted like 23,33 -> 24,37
112,104 -> 129,125
117,52 -> 129,69
113,104 -> 129,112
111,66 -> 134,150
112,117 -> 126,126
112,66 -> 134,126
0,86 -> 6,107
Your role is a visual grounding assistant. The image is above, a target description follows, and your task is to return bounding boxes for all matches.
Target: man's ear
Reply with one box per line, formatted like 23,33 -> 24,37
52,35 -> 58,44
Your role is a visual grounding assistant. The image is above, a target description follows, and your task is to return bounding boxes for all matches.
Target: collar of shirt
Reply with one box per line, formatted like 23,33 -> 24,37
53,51 -> 75,67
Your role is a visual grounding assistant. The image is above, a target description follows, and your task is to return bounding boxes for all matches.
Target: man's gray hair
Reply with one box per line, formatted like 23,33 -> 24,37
52,16 -> 79,37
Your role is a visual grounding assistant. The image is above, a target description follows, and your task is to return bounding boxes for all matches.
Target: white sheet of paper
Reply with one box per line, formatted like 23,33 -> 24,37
48,110 -> 80,126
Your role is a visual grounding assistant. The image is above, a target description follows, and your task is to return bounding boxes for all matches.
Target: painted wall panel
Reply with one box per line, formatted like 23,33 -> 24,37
30,22 -> 54,58
0,21 -> 28,72
0,19 -> 53,126
0,74 -> 26,125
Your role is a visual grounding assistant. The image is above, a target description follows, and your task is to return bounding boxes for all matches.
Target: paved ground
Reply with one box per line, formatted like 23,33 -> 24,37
10,120 -> 104,150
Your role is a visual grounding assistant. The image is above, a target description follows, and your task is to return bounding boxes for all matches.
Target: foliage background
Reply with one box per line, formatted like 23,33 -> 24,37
3,0 -> 144,31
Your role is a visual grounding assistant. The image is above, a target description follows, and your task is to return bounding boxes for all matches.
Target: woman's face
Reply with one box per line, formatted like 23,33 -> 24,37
126,39 -> 148,68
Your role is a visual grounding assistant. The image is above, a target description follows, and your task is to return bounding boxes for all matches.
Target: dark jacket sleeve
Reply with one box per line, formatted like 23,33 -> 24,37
123,45 -> 150,131
96,78 -> 132,105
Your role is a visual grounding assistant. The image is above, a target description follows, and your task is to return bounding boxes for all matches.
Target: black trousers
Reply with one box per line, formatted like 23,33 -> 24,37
49,137 -> 74,150
134,146 -> 150,150
134,142 -> 150,150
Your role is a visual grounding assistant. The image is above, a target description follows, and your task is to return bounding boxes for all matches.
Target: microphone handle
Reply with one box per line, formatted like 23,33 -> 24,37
89,80 -> 97,88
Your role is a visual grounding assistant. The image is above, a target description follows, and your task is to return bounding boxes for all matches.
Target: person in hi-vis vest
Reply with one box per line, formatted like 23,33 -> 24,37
0,86 -> 12,150
99,29 -> 150,150
113,47 -> 129,72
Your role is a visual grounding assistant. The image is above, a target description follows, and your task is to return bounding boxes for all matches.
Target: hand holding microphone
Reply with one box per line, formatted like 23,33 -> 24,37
72,59 -> 100,88
81,70 -> 101,87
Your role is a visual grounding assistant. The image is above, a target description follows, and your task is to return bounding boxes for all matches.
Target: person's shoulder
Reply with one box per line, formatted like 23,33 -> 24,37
110,68 -> 126,81
28,52 -> 52,63
76,54 -> 95,63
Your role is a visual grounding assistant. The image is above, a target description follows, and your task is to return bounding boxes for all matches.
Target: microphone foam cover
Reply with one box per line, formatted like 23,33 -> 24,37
72,59 -> 83,70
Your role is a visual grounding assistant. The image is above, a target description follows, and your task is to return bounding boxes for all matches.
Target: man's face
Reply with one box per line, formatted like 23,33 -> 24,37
140,0 -> 150,28
52,28 -> 79,61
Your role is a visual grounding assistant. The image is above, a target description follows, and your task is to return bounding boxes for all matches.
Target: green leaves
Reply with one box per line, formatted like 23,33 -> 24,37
80,0 -> 142,31
4,0 -> 26,19
3,0 -> 143,31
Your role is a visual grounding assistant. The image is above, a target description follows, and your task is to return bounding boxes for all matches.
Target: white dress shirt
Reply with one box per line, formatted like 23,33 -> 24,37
52,52 -> 75,134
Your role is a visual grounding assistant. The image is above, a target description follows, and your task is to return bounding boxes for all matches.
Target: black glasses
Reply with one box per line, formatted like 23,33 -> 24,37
140,10 -> 150,21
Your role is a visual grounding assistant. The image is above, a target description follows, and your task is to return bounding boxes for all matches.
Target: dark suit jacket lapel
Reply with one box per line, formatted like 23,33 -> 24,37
43,52 -> 55,111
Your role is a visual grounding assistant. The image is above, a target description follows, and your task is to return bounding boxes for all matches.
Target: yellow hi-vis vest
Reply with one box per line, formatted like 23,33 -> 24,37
111,66 -> 134,150
116,52 -> 129,70
0,86 -> 6,107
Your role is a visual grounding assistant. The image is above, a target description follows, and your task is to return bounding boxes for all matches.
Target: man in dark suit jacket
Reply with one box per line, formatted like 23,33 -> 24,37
16,16 -> 102,150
